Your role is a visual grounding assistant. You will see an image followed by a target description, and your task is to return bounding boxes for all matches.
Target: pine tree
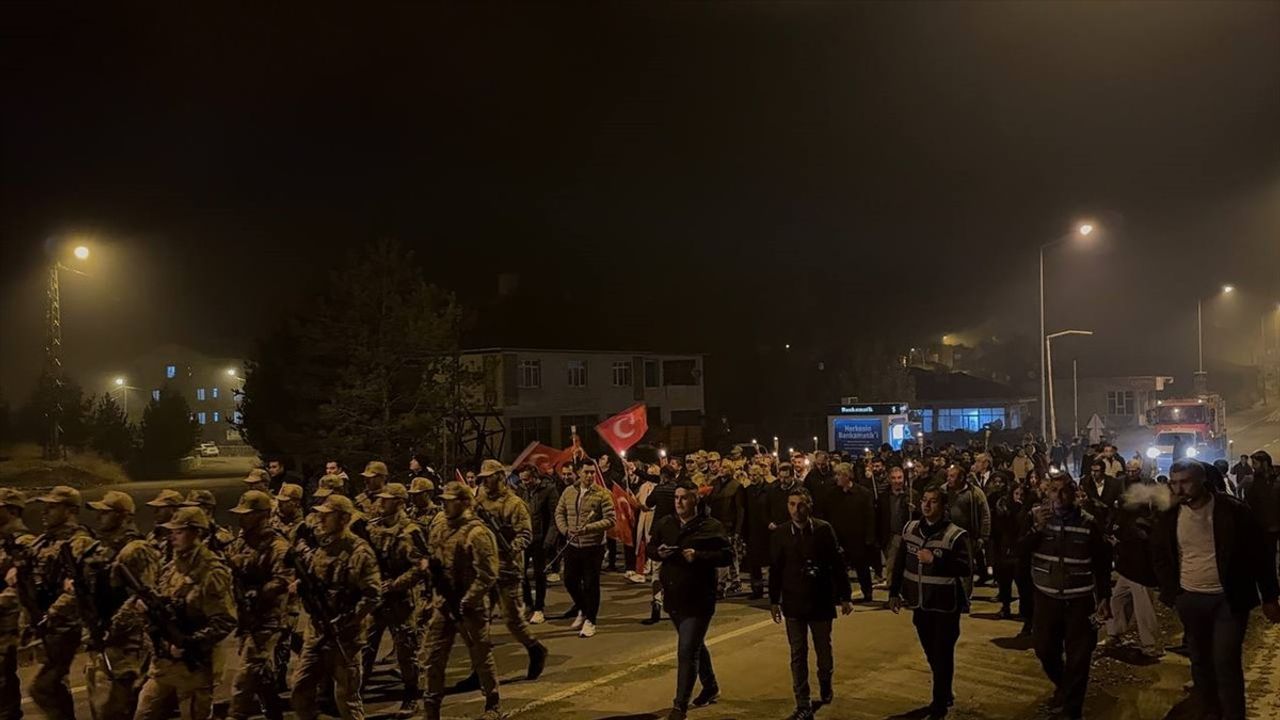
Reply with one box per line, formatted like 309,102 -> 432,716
87,393 -> 136,463
136,387 -> 200,477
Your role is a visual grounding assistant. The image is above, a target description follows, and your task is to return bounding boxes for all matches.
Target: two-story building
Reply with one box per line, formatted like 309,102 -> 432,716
111,344 -> 246,444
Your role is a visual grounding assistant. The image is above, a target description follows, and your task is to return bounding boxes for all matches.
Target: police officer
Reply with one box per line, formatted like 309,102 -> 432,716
0,489 -> 32,720
476,459 -> 549,680
889,486 -> 971,719
290,494 -> 381,720
362,482 -> 426,717
1021,472 -> 1113,720
83,491 -> 162,720
145,489 -> 185,561
421,481 -> 502,720
133,506 -> 238,720
182,489 -> 236,552
407,476 -> 440,525
355,461 -> 390,515
26,486 -> 96,720
226,490 -> 292,720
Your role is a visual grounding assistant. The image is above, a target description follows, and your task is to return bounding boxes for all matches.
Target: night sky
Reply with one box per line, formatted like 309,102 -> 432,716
3,2 -> 1278,407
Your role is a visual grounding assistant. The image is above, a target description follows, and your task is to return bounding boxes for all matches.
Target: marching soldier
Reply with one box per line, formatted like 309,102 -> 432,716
362,483 -> 426,717
225,490 -> 292,720
270,482 -> 306,693
183,489 -> 236,552
421,481 -> 502,720
475,459 -> 548,681
145,489 -> 185,562
26,486 -> 96,720
84,491 -> 162,720
0,489 -> 33,720
355,461 -> 390,515
243,468 -> 274,496
272,483 -> 305,540
289,494 -> 381,720
407,476 -> 440,525
133,506 -> 238,720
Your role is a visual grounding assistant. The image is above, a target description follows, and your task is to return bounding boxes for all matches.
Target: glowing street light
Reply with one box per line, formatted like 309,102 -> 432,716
226,368 -> 238,377
1077,223 -> 1094,237
1039,220 -> 1102,440
1222,284 -> 1235,294
73,245 -> 90,260
114,377 -> 125,386
1198,283 -> 1236,377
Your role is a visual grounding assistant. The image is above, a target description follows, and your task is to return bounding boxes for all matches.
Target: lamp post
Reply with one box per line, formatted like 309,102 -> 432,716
1040,222 -> 1095,441
44,242 -> 92,459
1046,329 -> 1093,444
1195,284 -> 1233,394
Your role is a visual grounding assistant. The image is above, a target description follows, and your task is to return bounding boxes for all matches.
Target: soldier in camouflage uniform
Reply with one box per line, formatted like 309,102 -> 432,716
225,491 -> 292,720
475,460 -> 548,681
362,483 -> 427,717
272,483 -> 305,540
407,477 -> 440,525
270,482 -> 305,693
421,481 -> 502,720
133,506 -> 238,720
145,489 -> 185,562
290,494 -> 382,720
0,489 -> 32,720
355,461 -> 389,515
26,486 -> 97,720
243,468 -> 273,496
182,489 -> 236,553
83,491 -> 162,720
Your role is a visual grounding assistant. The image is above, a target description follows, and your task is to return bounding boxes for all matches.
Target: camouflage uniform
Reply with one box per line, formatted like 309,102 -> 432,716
145,489 -> 186,564
477,477 -> 540,651
407,476 -> 440,526
290,495 -> 382,720
28,486 -> 97,720
83,491 -> 162,720
361,484 -> 426,709
0,490 -> 33,720
225,491 -> 293,720
270,483 -> 306,693
134,507 -> 238,720
421,482 -> 502,720
354,460 -> 390,516
183,489 -> 236,553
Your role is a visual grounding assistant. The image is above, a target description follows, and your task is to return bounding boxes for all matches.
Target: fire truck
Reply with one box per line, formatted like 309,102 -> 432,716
1144,395 -> 1229,476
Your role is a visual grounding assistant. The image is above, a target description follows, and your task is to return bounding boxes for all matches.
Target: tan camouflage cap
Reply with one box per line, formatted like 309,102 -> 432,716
34,485 -> 82,507
440,481 -> 474,501
314,494 -> 357,515
87,490 -> 136,514
375,483 -> 408,501
408,477 -> 435,495
243,468 -> 271,485
160,506 -> 210,530
706,452 -> 722,462
275,483 -> 303,502
230,490 -> 275,514
313,474 -> 346,498
182,489 -> 217,508
360,460 -> 388,478
145,489 -> 185,507
476,459 -> 507,478
0,488 -> 27,510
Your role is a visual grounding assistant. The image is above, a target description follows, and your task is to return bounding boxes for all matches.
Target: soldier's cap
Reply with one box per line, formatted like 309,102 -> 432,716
706,452 -> 722,462
88,490 -> 135,514
33,485 -> 82,507
146,489 -> 186,507
440,481 -> 474,502
360,460 -> 389,478
243,468 -> 271,484
230,490 -> 275,514
275,483 -> 304,502
181,489 -> 217,508
160,506 -> 210,531
408,477 -> 435,494
313,474 -> 346,498
314,494 -> 358,515
375,483 -> 409,501
0,488 -> 27,510
476,459 -> 507,479
694,450 -> 708,459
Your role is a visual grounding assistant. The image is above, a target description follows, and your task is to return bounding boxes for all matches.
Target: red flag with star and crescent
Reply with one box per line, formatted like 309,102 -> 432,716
595,403 -> 648,457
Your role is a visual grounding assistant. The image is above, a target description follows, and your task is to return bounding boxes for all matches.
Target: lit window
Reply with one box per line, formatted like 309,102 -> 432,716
611,361 -> 632,388
165,365 -> 177,379
518,360 -> 542,389
152,389 -> 161,402
196,388 -> 206,401
212,411 -> 220,423
211,387 -> 219,399
232,411 -> 243,424
197,412 -> 207,425
567,360 -> 587,388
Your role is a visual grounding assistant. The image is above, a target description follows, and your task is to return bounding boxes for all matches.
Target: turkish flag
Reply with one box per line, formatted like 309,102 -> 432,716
595,403 -> 649,457
589,461 -> 636,547
511,441 -> 571,476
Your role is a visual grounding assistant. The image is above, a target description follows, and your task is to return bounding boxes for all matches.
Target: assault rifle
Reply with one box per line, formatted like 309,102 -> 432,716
285,524 -> 350,662
1,536 -> 46,639
473,504 -> 513,557
59,541 -> 112,673
118,563 -> 206,670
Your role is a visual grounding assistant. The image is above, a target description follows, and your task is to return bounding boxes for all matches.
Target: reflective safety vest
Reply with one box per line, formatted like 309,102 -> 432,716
901,519 -> 967,613
1029,509 -> 1098,600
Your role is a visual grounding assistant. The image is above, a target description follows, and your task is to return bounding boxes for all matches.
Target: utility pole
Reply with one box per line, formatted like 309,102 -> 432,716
44,264 -> 65,460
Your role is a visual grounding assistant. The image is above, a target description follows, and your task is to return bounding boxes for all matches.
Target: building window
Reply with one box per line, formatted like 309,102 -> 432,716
566,360 -> 587,388
232,410 -> 243,424
518,360 -> 542,389
1106,390 -> 1135,416
644,360 -> 660,388
211,387 -> 219,399
611,361 -> 632,388
196,388 -> 206,401
670,409 -> 702,426
212,411 -> 220,423
662,359 -> 699,386
196,412 -> 207,425
509,417 -> 552,453
934,407 -> 1005,433
152,389 -> 161,402
165,364 -> 177,379
560,415 -> 599,450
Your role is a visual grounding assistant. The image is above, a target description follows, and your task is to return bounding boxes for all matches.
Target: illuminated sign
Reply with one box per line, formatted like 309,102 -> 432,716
834,403 -> 908,416
832,417 -> 884,453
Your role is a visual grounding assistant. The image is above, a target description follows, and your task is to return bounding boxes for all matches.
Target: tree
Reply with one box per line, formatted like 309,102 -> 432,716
87,393 -> 136,463
238,239 -> 470,467
832,340 -> 917,403
135,387 -> 200,477
14,370 -> 91,450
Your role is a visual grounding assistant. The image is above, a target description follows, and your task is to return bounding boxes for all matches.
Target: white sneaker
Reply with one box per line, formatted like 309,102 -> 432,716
546,572 -> 561,583
529,610 -> 546,625
570,612 -> 585,630
579,620 -> 596,638
625,571 -> 646,584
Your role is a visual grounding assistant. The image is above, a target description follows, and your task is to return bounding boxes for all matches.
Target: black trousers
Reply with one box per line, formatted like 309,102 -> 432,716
1032,592 -> 1097,718
913,610 -> 961,711
523,543 -> 548,611
844,549 -> 874,601
0,646 -> 18,720
1176,591 -> 1249,720
563,544 -> 606,622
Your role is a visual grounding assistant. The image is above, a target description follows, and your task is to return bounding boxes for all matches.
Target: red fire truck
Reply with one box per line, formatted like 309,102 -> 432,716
1144,395 -> 1229,476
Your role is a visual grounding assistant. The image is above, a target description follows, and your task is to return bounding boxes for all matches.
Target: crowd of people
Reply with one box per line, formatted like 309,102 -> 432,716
1,436 -> 1279,720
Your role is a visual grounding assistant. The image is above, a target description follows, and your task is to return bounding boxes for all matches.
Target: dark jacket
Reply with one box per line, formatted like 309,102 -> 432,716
1110,504 -> 1158,587
705,475 -> 746,535
765,481 -> 801,528
646,480 -> 680,526
824,484 -> 876,565
1018,505 -> 1112,602
1081,473 -> 1124,527
1243,472 -> 1280,534
990,495 -> 1029,568
744,482 -> 776,567
877,490 -> 915,549
804,467 -> 838,515
651,514 -> 733,618
889,517 -> 972,613
769,518 -> 853,620
1151,493 -> 1280,614
518,478 -> 561,547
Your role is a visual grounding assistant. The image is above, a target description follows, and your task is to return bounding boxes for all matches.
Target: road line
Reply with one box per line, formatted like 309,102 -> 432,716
508,616 -> 777,716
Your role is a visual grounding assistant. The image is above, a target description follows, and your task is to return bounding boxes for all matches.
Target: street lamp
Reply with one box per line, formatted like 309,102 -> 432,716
1045,330 -> 1093,444
1039,222 -> 1098,440
73,245 -> 90,260
111,376 -> 139,417
43,240 -> 93,459
1196,284 -> 1235,392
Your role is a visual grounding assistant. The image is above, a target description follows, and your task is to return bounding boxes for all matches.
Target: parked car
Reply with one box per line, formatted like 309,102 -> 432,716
198,441 -> 220,458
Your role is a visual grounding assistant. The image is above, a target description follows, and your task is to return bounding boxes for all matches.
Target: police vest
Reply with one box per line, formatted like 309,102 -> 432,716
1029,511 -> 1097,600
901,520 -> 967,613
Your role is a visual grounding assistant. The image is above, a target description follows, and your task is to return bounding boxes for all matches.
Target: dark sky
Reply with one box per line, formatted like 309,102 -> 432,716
3,2 -> 1279,404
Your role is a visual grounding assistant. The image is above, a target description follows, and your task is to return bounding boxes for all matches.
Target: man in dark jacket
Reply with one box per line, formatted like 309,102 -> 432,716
879,465 -> 916,586
826,463 -> 877,602
651,482 -> 734,720
705,466 -> 745,597
803,451 -> 837,514
991,483 -> 1032,623
770,487 -> 854,720
1244,450 -> 1280,579
1104,491 -> 1163,657
744,473 -> 777,600
1151,460 -> 1280,720
1081,459 -> 1124,529
517,466 -> 561,624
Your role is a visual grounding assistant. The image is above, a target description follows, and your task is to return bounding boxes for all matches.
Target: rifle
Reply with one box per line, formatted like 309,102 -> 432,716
227,563 -> 260,635
284,524 -> 351,662
473,504 -> 513,558
1,536 -> 46,639
117,563 -> 206,670
427,554 -> 474,645
59,541 -> 112,673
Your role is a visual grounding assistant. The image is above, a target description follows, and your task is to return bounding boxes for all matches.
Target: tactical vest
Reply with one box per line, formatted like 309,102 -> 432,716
1030,510 -> 1097,600
901,520 -> 967,613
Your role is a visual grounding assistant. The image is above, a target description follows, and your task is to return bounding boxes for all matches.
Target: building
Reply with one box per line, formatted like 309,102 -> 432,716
909,368 -> 1036,434
1058,375 -> 1175,439
112,344 -> 246,444
461,348 -> 706,461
